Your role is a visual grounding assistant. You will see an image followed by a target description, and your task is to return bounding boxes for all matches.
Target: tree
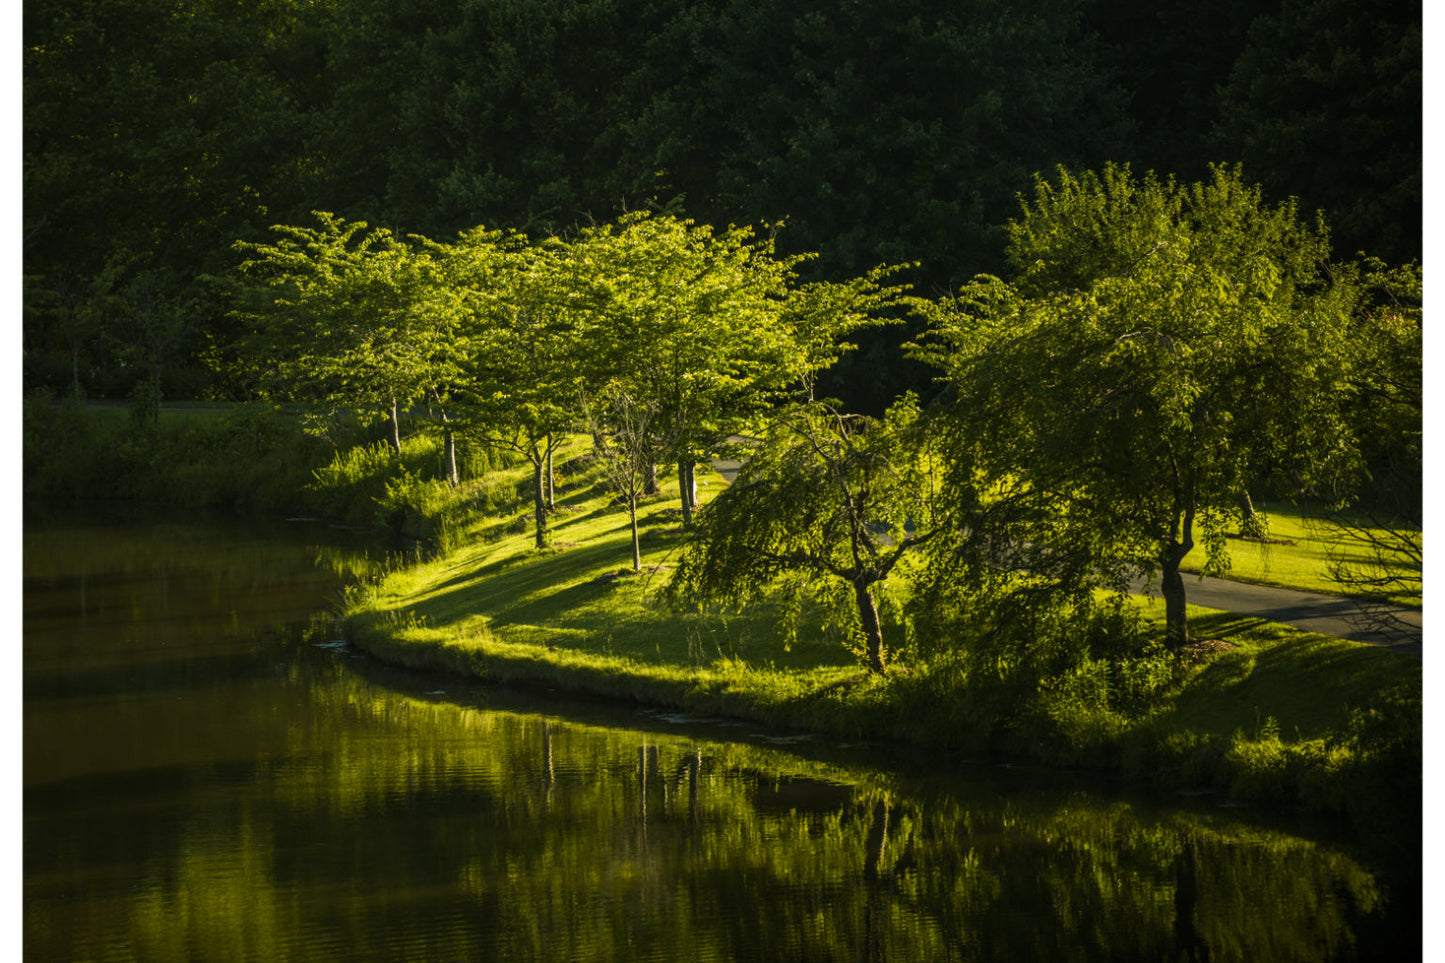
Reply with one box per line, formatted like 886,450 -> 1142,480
579,383 -> 660,572
913,164 -> 1360,648
113,266 -> 197,426
232,213 -> 453,451
1318,257 -> 1421,637
1212,0 -> 1422,263
24,0 -> 319,396
666,396 -> 939,675
443,229 -> 584,549
569,213 -> 805,528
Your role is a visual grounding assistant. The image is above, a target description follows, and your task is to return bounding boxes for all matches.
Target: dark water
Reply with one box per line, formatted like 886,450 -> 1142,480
23,503 -> 1420,961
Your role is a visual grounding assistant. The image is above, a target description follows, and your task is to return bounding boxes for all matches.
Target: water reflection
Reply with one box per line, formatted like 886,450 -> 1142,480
23,505 -> 1415,961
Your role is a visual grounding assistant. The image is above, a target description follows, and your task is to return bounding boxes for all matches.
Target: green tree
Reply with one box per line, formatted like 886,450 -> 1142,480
443,229 -> 584,549
1082,0 -> 1271,183
569,213 -> 808,528
913,164 -> 1360,648
579,383 -> 660,572
233,213 -> 452,451
24,0 -> 319,395
1212,0 -> 1421,263
113,267 -> 197,426
1318,257 -> 1421,634
666,396 -> 939,675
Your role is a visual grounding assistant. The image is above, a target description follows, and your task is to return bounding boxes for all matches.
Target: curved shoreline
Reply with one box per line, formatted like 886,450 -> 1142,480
341,596 -> 1421,852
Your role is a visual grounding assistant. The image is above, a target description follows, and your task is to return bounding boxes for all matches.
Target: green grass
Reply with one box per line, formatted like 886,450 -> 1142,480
1182,503 -> 1421,606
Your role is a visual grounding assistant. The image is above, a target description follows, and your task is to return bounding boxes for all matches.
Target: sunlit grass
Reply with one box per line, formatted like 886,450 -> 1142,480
1182,503 -> 1421,606
1130,605 -> 1418,742
346,436 -> 863,699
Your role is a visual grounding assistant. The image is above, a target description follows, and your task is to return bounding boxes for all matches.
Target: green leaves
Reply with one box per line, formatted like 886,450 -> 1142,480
233,213 -> 452,420
914,164 -> 1367,648
666,395 -> 940,673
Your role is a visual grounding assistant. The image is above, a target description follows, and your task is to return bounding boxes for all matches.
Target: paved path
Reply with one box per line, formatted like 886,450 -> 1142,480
1130,573 -> 1422,657
709,454 -> 1422,657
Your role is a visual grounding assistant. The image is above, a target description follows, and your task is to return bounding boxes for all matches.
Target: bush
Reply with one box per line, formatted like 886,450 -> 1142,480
377,470 -> 460,549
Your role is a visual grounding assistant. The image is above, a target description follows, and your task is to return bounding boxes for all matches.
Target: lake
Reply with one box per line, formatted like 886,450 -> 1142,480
22,502 -> 1420,961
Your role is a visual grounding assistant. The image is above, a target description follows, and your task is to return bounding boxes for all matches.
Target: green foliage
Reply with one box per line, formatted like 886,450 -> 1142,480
23,400 -> 333,511
336,431 -> 1420,838
24,0 -> 1417,411
231,212 -> 455,433
23,390 -> 115,499
912,164 -> 1364,647
666,396 -> 939,674
566,210 -> 910,527
1212,0 -> 1421,263
569,213 -> 804,467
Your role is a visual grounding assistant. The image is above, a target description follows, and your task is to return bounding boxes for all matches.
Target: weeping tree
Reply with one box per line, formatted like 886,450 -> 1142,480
912,164 -> 1364,649
665,396 -> 939,676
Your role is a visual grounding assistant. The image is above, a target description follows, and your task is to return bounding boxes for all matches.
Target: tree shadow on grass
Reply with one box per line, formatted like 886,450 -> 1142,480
392,516 -> 688,641
1160,612 -> 1421,742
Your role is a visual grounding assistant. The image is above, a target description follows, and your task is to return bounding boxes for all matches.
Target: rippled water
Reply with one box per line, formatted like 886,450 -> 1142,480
23,502 -> 1418,961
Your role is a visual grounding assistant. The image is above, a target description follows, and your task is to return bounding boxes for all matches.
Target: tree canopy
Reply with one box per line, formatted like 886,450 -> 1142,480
25,0 -> 1418,409
666,396 -> 940,675
912,164 -> 1364,648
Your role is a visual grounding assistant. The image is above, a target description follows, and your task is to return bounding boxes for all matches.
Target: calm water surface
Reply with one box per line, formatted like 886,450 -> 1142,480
23,503 -> 1419,961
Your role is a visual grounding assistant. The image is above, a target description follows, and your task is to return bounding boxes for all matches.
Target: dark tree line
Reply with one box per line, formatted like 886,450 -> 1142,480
24,0 -> 1421,411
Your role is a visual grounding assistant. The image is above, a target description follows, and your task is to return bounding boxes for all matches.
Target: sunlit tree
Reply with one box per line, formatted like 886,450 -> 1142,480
667,396 -> 939,675
233,213 -> 456,452
913,164 -> 1362,648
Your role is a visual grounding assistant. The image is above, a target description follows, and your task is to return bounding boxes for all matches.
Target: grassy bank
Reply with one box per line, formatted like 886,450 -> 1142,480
340,435 -> 1421,844
25,400 -> 1417,842
22,394 -> 519,542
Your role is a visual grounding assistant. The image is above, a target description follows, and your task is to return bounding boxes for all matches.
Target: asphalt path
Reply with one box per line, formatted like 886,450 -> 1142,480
1128,572 -> 1422,657
708,455 -> 1422,657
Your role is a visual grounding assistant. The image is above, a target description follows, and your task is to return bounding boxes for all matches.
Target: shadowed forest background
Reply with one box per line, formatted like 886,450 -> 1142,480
23,0 -> 1421,414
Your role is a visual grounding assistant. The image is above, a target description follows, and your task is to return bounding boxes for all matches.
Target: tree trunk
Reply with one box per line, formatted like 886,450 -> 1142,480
628,494 -> 642,571
545,435 -> 556,510
643,462 -> 659,497
1161,541 -> 1193,648
1238,489 -> 1268,538
854,578 -> 888,675
679,459 -> 698,528
441,410 -> 458,488
532,458 -> 548,549
149,365 -> 162,426
387,397 -> 402,453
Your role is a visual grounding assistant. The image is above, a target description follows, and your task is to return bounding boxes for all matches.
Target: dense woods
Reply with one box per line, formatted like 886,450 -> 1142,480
24,0 -> 1421,411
